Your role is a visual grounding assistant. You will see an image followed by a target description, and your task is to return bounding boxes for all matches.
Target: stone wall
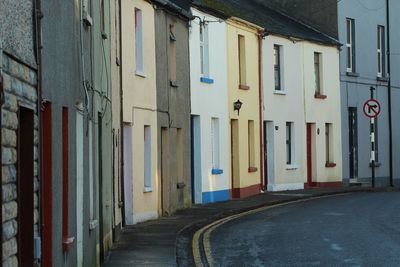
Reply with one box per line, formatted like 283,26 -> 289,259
1,52 -> 38,267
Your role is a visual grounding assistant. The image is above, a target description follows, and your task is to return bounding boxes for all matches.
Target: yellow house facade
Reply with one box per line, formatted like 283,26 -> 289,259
122,0 -> 158,224
227,18 -> 262,198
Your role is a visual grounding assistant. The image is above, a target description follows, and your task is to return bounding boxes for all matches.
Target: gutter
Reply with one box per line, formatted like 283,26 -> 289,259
386,0 -> 393,187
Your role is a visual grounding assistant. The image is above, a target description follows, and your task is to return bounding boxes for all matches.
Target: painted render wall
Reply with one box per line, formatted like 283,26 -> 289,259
263,35 -> 306,191
155,7 -> 192,215
303,42 -> 342,184
338,0 -> 400,186
190,9 -> 230,203
227,18 -> 261,197
110,0 -> 124,236
121,0 -> 158,224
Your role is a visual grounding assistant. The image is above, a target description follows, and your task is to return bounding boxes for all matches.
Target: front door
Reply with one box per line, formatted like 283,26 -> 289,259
348,107 -> 358,182
230,119 -> 239,198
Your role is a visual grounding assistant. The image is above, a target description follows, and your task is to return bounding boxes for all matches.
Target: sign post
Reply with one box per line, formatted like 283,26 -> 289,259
363,87 -> 381,188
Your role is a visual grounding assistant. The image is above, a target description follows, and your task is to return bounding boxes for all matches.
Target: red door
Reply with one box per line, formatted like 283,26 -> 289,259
306,124 -> 312,186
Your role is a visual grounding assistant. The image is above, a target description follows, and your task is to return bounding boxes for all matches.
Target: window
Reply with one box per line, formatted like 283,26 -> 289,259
314,52 -> 322,94
377,25 -> 385,77
248,120 -> 255,169
200,24 -> 210,77
238,35 -> 247,87
346,18 -> 355,73
176,128 -> 183,180
144,126 -> 152,190
169,24 -> 177,85
325,123 -> 333,164
286,122 -> 294,165
274,45 -> 282,91
135,8 -> 143,73
211,118 -> 220,169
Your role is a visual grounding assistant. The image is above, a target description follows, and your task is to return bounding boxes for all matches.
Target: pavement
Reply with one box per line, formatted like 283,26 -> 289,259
102,186 -> 397,267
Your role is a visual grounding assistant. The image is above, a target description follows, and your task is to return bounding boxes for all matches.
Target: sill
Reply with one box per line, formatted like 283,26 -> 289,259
369,162 -> 382,168
170,80 -> 179,88
239,84 -> 250,90
314,92 -> 327,99
346,71 -> 359,77
211,168 -> 224,175
286,164 -> 299,170
135,71 -> 147,78
248,166 -> 258,173
89,219 -> 98,231
200,77 -> 214,84
274,90 -> 287,95
376,76 -> 389,82
143,187 -> 153,193
325,162 -> 337,168
177,182 -> 186,189
62,237 -> 75,252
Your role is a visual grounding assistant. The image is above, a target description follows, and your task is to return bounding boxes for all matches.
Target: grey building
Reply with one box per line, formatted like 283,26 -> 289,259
153,0 -> 193,215
0,1 -> 40,266
41,0 -> 114,266
261,0 -> 400,187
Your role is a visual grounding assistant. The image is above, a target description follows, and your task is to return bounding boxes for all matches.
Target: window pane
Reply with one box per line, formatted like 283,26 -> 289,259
347,47 -> 351,69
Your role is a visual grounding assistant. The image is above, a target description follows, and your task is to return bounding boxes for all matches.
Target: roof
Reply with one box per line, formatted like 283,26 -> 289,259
192,0 -> 339,46
151,0 -> 192,19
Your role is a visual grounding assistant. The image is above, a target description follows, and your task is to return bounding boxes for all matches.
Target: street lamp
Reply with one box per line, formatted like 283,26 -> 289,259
233,99 -> 243,115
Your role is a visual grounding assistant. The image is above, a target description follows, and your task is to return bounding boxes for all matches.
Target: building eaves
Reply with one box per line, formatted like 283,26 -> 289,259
150,0 -> 192,20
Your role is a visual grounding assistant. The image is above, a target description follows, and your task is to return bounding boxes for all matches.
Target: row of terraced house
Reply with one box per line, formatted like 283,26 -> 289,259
1,0 -> 400,266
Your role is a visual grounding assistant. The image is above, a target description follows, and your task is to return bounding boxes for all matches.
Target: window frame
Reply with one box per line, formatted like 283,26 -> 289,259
377,25 -> 385,78
346,18 -> 355,73
135,8 -> 144,74
144,125 -> 152,191
211,118 -> 220,170
274,45 -> 282,91
200,23 -> 210,78
286,122 -> 294,165
314,52 -> 322,94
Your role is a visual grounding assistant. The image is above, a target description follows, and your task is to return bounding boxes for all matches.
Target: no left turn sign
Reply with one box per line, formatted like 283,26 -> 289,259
363,99 -> 381,118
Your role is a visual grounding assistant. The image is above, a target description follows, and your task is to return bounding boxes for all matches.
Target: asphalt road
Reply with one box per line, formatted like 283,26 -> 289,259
209,192 -> 400,267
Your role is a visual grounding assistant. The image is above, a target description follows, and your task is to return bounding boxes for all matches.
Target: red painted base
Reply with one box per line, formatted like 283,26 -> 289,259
304,181 -> 342,189
231,184 -> 261,198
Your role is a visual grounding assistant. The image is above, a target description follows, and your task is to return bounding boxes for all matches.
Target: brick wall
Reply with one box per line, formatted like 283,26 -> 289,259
1,52 -> 39,267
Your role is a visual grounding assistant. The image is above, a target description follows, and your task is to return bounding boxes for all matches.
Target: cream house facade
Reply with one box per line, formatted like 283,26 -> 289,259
122,0 -> 158,224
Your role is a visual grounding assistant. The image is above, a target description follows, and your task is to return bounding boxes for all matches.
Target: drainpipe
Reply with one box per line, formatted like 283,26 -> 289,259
258,29 -> 265,191
386,0 -> 394,187
118,0 -> 126,226
33,0 -> 43,264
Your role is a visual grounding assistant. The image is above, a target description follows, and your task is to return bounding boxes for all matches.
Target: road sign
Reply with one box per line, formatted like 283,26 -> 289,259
363,99 -> 381,118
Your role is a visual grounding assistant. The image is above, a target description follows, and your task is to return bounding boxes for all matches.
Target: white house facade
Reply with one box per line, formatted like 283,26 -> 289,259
190,8 -> 230,204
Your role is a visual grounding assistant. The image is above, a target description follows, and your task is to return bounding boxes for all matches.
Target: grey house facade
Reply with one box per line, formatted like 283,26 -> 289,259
262,0 -> 400,187
41,0 -> 113,266
0,1 -> 40,266
153,0 -> 193,215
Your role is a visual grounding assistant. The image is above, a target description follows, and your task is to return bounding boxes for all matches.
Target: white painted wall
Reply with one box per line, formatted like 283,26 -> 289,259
190,9 -> 230,201
263,35 -> 306,191
303,42 -> 342,183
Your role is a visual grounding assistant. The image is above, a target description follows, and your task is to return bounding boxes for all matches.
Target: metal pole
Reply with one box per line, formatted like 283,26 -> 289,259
370,87 -> 375,188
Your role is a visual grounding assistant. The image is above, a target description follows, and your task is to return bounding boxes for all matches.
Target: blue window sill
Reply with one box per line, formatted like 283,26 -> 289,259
212,168 -> 224,175
200,77 -> 214,84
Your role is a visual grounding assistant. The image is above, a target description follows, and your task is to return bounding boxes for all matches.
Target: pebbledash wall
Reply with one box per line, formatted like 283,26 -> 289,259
189,8 -> 230,204
0,0 -> 39,266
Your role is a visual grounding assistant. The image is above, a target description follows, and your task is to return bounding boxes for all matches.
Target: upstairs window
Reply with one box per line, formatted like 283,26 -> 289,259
314,52 -> 322,94
135,8 -> 143,73
200,24 -> 210,77
169,24 -> 177,85
238,35 -> 247,87
346,18 -> 355,73
377,25 -> 385,78
274,45 -> 282,91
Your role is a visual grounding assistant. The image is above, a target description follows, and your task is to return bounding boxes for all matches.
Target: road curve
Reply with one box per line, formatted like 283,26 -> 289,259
207,192 -> 400,267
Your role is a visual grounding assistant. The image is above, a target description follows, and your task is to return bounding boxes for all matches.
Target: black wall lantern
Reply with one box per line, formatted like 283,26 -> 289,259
233,99 -> 243,115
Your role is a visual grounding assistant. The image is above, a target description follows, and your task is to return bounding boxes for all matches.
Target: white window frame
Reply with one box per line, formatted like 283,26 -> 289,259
211,118 -> 220,169
135,8 -> 144,74
286,122 -> 295,166
274,45 -> 282,91
377,25 -> 385,78
200,23 -> 210,77
314,52 -> 322,94
346,18 -> 354,73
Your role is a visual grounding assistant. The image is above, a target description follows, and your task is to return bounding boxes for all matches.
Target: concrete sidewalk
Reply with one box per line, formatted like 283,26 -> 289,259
103,187 -> 394,267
